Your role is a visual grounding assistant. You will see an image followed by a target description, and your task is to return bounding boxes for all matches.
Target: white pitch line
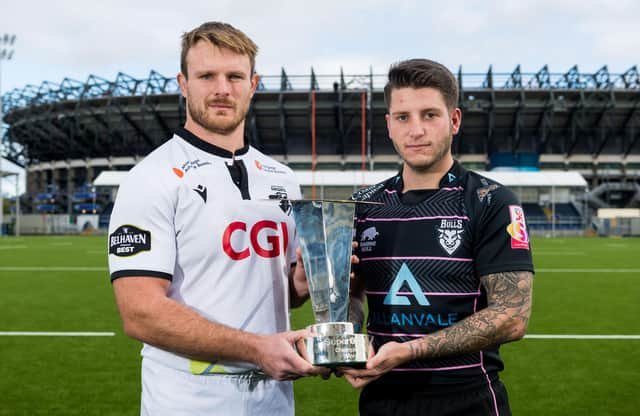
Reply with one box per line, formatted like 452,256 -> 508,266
525,334 -> 640,340
534,252 -> 586,256
0,245 -> 27,250
0,267 -> 107,271
0,332 -> 115,337
537,268 -> 640,273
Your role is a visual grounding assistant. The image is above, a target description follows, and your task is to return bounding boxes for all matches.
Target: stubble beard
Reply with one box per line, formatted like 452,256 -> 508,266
187,97 -> 249,136
397,132 -> 453,174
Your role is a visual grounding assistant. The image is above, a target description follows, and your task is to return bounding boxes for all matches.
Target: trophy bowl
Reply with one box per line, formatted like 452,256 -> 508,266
290,199 -> 369,367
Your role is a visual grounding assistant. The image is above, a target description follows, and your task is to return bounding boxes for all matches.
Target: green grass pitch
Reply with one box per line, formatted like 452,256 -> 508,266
0,236 -> 638,415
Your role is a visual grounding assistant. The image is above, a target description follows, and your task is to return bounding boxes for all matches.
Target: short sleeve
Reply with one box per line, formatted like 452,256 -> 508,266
108,165 -> 177,281
473,186 -> 535,277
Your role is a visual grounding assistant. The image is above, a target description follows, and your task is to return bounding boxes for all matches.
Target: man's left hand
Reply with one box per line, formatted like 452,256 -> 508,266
339,341 -> 410,389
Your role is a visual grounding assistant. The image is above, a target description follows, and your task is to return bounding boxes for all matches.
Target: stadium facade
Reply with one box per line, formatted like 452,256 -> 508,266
1,65 -> 640,228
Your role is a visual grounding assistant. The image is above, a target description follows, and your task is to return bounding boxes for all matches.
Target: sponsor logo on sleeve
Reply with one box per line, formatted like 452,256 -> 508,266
255,159 -> 287,174
506,205 -> 530,249
477,184 -> 499,203
109,225 -> 151,257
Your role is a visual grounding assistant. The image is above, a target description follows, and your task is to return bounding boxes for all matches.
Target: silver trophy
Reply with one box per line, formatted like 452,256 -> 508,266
290,200 -> 368,367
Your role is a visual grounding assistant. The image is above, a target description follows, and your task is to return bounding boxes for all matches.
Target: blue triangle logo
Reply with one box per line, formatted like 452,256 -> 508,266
383,263 -> 430,306
448,173 -> 456,183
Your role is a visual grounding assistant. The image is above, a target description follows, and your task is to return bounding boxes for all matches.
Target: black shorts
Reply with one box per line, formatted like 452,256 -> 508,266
359,376 -> 511,416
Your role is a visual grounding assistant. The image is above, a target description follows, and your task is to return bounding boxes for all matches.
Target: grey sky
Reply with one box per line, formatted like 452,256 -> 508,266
2,0 -> 640,93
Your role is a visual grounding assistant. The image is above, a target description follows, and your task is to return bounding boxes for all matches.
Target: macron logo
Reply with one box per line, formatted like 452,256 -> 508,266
383,263 -> 430,306
193,185 -> 207,203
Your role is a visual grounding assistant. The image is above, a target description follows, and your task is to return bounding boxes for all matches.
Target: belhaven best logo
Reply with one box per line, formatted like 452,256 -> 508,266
109,225 -> 151,257
506,205 -> 529,249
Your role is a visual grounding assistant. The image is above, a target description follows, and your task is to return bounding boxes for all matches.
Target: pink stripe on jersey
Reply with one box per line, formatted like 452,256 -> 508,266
356,215 -> 469,222
384,189 -> 397,194
441,186 -> 464,191
473,282 -> 482,312
480,352 -> 500,416
368,330 -> 431,338
392,363 -> 482,372
361,256 -> 472,262
366,290 -> 481,296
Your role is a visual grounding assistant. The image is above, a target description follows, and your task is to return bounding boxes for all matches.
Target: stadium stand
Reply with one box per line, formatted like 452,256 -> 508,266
2,65 -> 640,235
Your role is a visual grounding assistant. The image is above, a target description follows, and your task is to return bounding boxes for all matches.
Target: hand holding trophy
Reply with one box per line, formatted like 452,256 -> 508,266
290,200 -> 369,367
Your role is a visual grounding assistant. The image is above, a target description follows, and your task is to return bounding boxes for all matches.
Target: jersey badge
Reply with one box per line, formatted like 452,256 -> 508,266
109,225 -> 151,257
507,205 -> 530,249
477,184 -> 499,204
437,219 -> 464,255
447,173 -> 457,183
193,184 -> 207,203
268,185 -> 291,214
360,226 -> 379,252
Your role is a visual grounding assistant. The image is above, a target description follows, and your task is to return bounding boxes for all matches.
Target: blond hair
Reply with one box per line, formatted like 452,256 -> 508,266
180,22 -> 258,77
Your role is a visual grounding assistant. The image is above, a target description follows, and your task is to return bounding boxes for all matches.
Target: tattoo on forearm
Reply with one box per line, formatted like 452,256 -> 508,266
409,271 -> 533,361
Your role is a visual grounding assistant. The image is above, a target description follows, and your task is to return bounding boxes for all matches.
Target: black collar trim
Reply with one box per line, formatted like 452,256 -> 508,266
438,160 -> 465,188
175,127 -> 250,158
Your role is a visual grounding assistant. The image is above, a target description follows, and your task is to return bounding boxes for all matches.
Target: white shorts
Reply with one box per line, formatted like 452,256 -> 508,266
141,357 -> 294,416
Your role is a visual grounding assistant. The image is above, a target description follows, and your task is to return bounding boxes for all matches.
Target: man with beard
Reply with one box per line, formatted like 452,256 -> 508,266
341,59 -> 534,415
108,22 -> 325,416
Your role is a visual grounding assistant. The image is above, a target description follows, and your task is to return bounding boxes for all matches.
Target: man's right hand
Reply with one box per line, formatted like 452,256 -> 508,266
255,329 -> 330,380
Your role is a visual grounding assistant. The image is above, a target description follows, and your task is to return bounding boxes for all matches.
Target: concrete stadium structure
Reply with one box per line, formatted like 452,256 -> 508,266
2,64 -> 640,215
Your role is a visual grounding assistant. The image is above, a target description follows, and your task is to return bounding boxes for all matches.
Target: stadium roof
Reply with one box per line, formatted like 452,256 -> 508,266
3,64 -> 640,168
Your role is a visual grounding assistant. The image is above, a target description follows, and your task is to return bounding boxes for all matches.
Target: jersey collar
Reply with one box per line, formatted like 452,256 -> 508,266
175,127 -> 250,159
438,160 -> 465,188
391,160 -> 465,192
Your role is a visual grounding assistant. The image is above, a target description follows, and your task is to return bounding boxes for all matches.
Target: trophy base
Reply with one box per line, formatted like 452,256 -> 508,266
302,322 -> 369,367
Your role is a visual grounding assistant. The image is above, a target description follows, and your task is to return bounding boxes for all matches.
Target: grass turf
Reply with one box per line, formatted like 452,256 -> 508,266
0,236 -> 638,415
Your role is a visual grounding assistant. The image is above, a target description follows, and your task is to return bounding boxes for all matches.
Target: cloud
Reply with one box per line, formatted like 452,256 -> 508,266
1,0 -> 639,94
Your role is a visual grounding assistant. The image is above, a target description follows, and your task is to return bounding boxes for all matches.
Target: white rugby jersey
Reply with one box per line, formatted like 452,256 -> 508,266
108,127 -> 301,374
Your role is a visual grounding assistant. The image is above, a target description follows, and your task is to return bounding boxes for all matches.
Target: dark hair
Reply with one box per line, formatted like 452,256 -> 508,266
180,22 -> 258,78
383,59 -> 459,111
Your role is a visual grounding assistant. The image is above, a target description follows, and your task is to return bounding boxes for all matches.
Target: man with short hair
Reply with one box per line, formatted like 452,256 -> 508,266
342,59 -> 534,416
108,22 -> 323,415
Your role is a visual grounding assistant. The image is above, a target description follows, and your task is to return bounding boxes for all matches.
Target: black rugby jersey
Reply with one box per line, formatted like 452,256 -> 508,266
352,161 -> 534,386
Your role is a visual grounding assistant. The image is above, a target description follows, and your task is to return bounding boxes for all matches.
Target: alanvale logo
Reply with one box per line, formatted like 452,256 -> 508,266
437,219 -> 464,255
360,226 -> 379,252
109,225 -> 151,257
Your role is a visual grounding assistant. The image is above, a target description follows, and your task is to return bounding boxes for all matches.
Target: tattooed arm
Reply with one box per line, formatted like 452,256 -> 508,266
341,270 -> 533,389
405,270 -> 533,359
